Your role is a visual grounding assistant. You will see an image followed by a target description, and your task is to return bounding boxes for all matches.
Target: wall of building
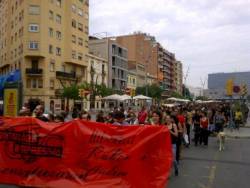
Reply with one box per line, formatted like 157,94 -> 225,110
0,0 -> 89,112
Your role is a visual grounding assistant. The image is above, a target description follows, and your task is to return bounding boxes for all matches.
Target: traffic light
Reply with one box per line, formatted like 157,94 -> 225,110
240,84 -> 248,96
131,89 -> 136,97
225,79 -> 233,96
78,89 -> 84,97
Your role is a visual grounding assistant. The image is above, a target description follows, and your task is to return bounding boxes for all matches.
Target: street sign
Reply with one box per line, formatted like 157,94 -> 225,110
241,84 -> 248,96
225,79 -> 233,96
233,85 -> 240,93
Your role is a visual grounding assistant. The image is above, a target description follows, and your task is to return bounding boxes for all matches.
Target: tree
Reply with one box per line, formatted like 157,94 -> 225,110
182,85 -> 193,100
136,84 -> 163,99
171,91 -> 184,99
195,96 -> 209,101
96,84 -> 114,97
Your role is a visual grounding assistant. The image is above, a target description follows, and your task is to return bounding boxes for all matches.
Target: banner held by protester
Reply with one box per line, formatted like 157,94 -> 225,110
0,117 -> 172,188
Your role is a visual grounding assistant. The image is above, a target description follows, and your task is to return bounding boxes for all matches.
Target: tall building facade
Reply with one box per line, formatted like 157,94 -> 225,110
205,71 -> 250,99
114,33 -> 157,86
174,61 -> 183,94
89,38 -> 128,91
114,33 -> 181,95
0,0 -> 89,112
85,53 -> 108,110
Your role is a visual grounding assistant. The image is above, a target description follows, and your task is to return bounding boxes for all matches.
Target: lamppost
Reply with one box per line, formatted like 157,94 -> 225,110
145,72 -> 150,96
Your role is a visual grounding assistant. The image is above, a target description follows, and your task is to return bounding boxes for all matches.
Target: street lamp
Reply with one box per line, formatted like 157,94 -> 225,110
145,72 -> 150,96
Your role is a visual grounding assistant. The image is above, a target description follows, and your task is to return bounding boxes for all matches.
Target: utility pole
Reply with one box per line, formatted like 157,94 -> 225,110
183,65 -> 190,98
200,77 -> 206,97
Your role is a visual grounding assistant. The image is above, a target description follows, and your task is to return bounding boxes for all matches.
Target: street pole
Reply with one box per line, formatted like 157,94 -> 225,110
146,75 -> 148,96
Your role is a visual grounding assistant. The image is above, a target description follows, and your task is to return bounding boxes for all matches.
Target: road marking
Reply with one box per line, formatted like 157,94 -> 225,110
198,182 -> 207,188
207,165 -> 216,188
206,151 -> 219,188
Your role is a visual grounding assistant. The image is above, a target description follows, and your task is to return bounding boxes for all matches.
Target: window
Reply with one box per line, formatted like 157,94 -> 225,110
61,65 -> 66,72
49,28 -> 53,37
26,79 -> 31,88
56,47 -> 61,56
19,27 -> 23,37
29,41 -> 38,50
78,8 -> 83,16
56,14 -> 61,24
49,10 -> 53,20
38,79 -> 43,88
49,45 -> 53,54
78,37 -> 83,46
56,31 -> 61,40
50,80 -> 55,89
31,60 -> 39,69
29,24 -> 39,32
56,0 -> 62,7
78,23 -> 83,31
50,60 -> 55,72
72,19 -> 76,28
72,35 -> 76,43
78,53 -> 83,60
72,50 -> 76,59
32,79 -> 37,88
81,67 -> 85,77
29,5 -> 40,15
71,4 -> 76,13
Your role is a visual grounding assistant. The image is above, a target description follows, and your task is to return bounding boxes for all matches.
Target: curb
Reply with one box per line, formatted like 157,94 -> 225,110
226,135 -> 250,139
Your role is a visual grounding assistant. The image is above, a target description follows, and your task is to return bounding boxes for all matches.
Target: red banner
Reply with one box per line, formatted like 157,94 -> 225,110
0,117 -> 173,188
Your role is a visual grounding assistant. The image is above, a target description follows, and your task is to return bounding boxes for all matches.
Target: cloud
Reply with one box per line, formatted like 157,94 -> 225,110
90,0 -> 250,87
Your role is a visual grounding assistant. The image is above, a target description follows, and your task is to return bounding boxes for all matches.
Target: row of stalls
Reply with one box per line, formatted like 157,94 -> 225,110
102,94 -> 152,110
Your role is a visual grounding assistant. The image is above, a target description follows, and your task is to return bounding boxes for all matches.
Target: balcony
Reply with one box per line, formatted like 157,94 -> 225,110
56,71 -> 76,79
26,68 -> 43,76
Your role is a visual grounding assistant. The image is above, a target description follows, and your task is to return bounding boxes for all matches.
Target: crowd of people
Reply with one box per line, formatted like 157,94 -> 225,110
18,101 -> 249,177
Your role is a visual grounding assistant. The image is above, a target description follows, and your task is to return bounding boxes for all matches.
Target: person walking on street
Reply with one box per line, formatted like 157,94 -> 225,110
200,112 -> 209,146
193,110 -> 201,146
234,108 -> 243,130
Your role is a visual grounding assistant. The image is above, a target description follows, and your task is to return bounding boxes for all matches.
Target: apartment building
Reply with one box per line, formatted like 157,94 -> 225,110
114,33 -> 180,94
174,61 -> 183,94
0,0 -> 89,112
85,53 -> 108,109
89,37 -> 128,91
114,33 -> 157,86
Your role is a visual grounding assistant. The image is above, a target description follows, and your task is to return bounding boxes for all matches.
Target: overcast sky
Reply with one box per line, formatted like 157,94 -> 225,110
90,0 -> 250,88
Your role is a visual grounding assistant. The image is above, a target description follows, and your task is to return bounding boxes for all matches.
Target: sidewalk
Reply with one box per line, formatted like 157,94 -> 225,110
225,127 -> 250,139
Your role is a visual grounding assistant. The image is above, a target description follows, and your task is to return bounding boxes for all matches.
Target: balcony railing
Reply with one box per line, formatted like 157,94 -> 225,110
25,68 -> 43,75
56,71 -> 76,79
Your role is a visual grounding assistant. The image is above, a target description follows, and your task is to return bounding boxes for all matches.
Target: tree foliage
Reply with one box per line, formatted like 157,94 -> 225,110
136,84 -> 164,99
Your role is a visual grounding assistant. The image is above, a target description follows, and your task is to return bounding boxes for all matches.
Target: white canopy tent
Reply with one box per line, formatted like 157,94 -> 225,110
120,94 -> 132,101
195,100 -> 221,104
166,97 -> 190,103
133,95 -> 152,100
102,94 -> 122,100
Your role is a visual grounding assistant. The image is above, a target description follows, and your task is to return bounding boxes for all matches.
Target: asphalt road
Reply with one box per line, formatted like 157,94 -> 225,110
168,137 -> 250,188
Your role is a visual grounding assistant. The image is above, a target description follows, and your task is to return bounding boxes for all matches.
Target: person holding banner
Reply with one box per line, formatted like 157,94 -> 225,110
151,111 -> 162,125
165,115 -> 179,176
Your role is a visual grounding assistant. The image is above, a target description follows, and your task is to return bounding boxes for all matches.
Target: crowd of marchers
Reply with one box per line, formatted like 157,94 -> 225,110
17,101 -> 249,177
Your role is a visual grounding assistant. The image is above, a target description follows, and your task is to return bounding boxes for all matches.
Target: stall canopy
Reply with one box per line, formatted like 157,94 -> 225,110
133,95 -> 152,100
120,94 -> 132,101
102,94 -> 122,100
102,94 -> 132,101
166,97 -> 190,103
